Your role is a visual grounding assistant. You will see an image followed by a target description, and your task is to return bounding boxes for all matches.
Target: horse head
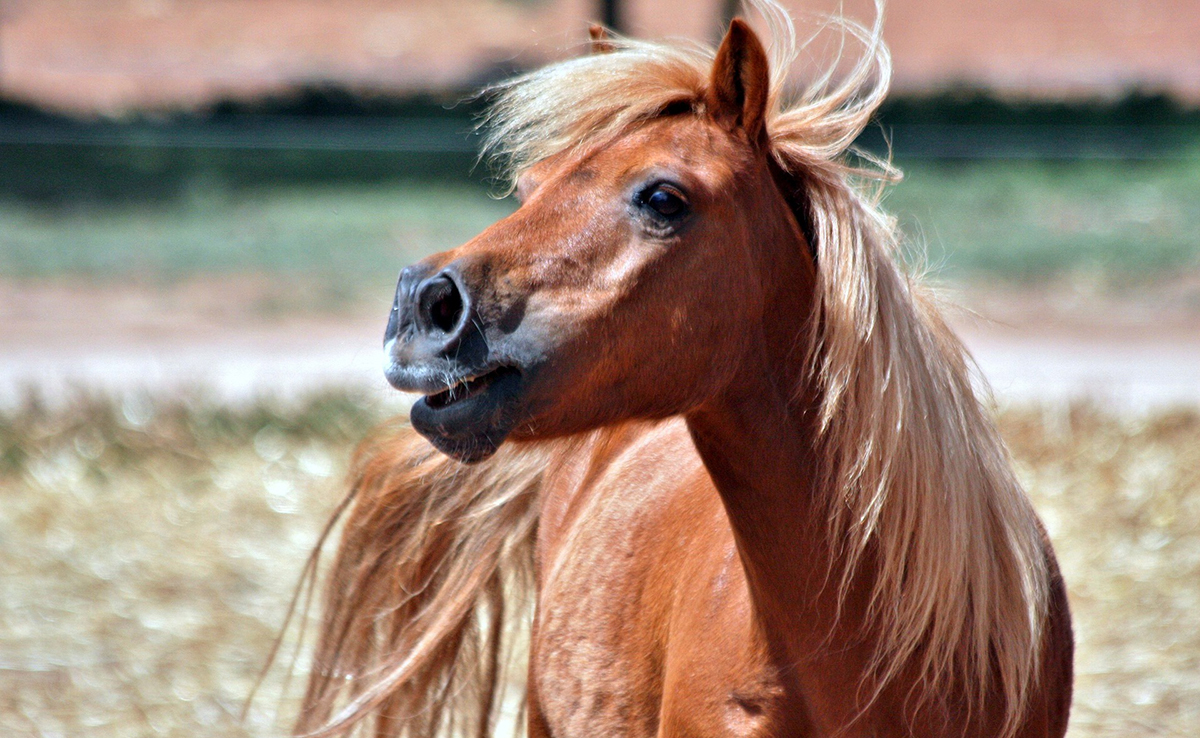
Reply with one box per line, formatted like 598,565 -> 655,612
384,20 -> 813,462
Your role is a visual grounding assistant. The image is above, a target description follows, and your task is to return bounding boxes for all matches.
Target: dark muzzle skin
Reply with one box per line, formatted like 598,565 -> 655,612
383,261 -> 528,462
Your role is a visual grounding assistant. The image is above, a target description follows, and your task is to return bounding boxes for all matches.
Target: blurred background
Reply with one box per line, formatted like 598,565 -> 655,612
0,1 -> 1197,736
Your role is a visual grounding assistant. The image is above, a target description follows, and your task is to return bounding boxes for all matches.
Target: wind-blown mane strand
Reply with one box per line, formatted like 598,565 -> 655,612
479,38 -> 713,189
479,2 -> 1049,736
295,423 -> 548,738
763,6 -> 1049,733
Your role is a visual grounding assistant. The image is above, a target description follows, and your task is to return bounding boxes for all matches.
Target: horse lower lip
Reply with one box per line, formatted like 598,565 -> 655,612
426,368 -> 503,409
409,365 -> 522,461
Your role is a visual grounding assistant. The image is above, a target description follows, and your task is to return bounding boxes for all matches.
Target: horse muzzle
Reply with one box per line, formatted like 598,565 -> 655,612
383,262 -> 527,462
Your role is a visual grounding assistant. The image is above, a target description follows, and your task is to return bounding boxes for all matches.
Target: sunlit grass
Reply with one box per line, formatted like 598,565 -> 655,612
1005,404 -> 1200,737
0,392 -> 383,737
0,394 -> 1196,736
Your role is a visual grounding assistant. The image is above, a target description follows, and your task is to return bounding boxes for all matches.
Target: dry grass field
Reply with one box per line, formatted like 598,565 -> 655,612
0,393 -> 1196,737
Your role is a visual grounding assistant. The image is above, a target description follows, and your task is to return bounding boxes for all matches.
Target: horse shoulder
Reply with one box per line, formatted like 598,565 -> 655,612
532,420 -> 793,738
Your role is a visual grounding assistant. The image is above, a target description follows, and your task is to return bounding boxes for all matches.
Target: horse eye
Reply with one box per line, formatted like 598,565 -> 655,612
639,184 -> 688,219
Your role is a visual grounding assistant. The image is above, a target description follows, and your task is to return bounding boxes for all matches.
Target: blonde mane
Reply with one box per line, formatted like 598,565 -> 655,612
482,2 -> 1049,736
293,3 -> 1051,737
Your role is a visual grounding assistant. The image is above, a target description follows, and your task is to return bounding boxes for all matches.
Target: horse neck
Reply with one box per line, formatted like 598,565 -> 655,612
684,305 -> 900,736
683,210 -> 880,684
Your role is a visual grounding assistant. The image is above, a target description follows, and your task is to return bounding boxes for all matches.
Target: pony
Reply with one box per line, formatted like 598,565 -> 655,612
292,2 -> 1073,736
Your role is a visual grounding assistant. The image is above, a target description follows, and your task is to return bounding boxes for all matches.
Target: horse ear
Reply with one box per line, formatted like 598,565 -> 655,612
706,18 -> 770,144
588,24 -> 615,54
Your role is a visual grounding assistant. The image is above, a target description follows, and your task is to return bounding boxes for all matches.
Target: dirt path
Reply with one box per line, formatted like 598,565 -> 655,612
3,279 -> 1198,411
961,323 -> 1200,409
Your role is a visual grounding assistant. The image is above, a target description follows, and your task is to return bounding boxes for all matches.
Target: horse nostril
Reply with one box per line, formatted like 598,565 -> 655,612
432,289 -> 462,333
418,274 -> 465,334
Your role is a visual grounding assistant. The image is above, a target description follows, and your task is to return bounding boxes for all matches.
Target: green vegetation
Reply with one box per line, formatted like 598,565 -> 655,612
2,158 -> 1197,295
878,88 -> 1200,127
3,87 -> 1198,202
890,158 -> 1200,282
3,87 -> 1198,290
0,182 -> 514,304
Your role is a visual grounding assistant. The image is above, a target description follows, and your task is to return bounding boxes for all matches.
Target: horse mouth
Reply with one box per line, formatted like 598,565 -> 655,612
410,365 -> 524,462
424,366 -> 518,410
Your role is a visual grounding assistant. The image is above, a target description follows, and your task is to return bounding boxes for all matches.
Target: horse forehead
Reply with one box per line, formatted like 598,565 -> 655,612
597,116 -> 743,178
524,116 -> 743,194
